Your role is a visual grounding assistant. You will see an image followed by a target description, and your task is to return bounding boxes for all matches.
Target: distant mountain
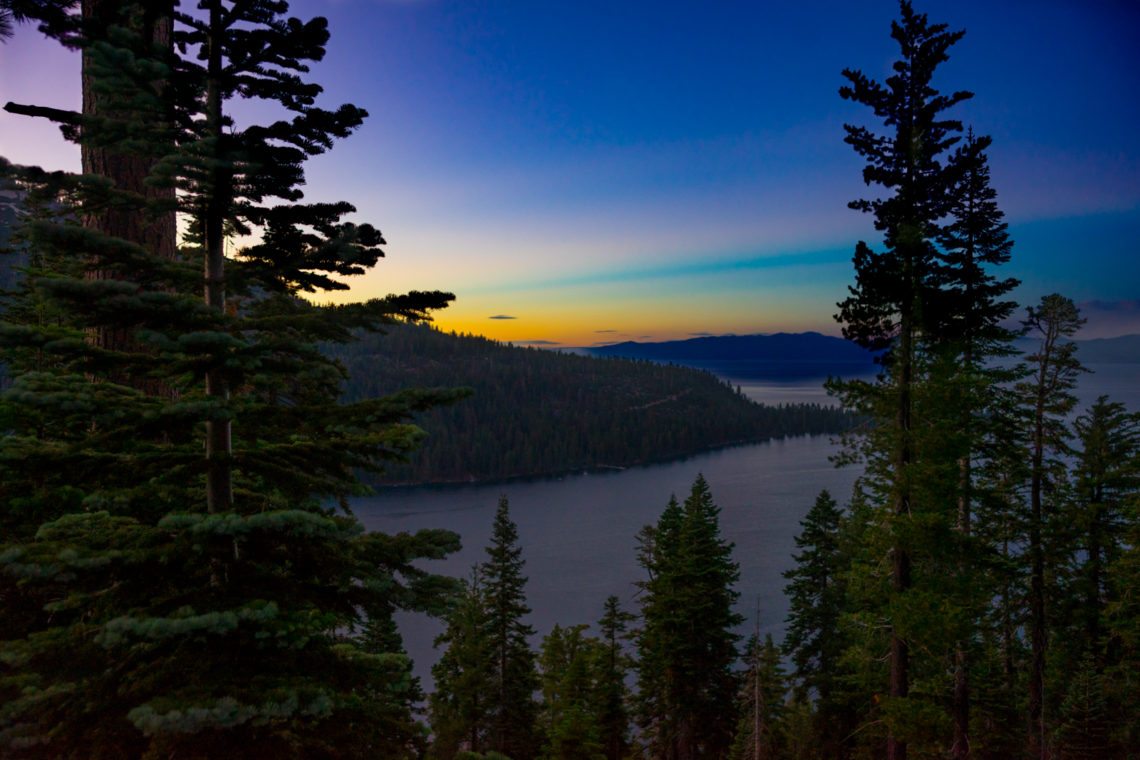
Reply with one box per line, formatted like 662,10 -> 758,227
590,331 -> 1140,367
1010,334 -> 1140,364
585,332 -> 879,380
1073,334 -> 1140,363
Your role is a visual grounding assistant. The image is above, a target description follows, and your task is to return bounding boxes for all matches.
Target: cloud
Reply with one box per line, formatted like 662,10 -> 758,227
463,248 -> 849,295
511,339 -> 561,346
595,329 -> 617,333
488,314 -> 517,320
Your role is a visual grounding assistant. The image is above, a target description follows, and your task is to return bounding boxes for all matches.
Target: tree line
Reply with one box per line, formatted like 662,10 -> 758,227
328,324 -> 854,485
425,477 -> 744,760
802,3 -> 1140,758
420,312 -> 1140,759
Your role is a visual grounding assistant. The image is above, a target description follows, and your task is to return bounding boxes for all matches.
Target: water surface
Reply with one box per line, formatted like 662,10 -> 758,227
354,361 -> 1138,684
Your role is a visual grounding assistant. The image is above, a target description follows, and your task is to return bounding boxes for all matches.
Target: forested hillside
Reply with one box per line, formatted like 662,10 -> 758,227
327,323 -> 851,484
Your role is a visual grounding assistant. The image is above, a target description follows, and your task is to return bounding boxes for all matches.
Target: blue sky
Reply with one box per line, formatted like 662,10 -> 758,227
2,0 -> 1137,344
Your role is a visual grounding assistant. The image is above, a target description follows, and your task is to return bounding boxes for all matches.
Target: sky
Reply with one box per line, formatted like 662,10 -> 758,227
1,0 -> 1138,346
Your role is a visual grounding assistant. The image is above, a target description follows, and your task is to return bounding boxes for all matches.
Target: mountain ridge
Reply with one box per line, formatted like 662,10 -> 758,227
584,331 -> 1140,365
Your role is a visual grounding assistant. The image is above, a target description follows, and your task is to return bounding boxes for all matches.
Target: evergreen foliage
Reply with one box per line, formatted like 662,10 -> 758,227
537,624 -> 606,760
481,496 -> 541,760
635,475 -> 742,760
1016,294 -> 1086,755
1059,397 -> 1140,670
729,633 -> 787,760
595,595 -> 635,760
833,7 -> 976,753
430,498 -> 540,759
0,2 -> 461,756
329,322 -> 854,484
830,3 -> 1023,757
429,569 -> 495,759
781,489 -> 855,757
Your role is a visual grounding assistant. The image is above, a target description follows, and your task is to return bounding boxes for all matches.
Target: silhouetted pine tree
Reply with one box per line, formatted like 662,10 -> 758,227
1061,397 -> 1140,669
430,568 -> 495,758
635,475 -> 741,759
0,3 -> 462,756
781,489 -> 855,757
931,128 -> 1020,759
730,633 -> 787,760
482,496 -> 541,759
1016,294 -> 1086,758
832,3 -> 995,756
537,623 -> 606,760
596,595 -> 635,760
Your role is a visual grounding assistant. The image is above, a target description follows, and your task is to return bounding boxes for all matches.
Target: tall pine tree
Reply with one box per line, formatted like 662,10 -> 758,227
1,3 -> 465,756
831,3 -> 1020,756
430,568 -> 495,758
1017,294 -> 1085,758
596,595 -> 635,760
481,495 -> 541,760
781,489 -> 854,757
635,474 -> 741,760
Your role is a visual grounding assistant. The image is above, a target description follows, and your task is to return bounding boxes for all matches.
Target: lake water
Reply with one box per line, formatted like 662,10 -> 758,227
352,361 -> 1139,684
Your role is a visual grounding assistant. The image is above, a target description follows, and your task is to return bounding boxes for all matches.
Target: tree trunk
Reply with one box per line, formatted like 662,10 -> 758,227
81,0 -> 176,393
204,0 -> 232,513
1028,342 -> 1051,760
953,338 -> 975,760
887,296 -> 913,760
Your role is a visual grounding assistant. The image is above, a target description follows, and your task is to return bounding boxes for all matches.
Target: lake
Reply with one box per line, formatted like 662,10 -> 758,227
352,361 -> 1139,684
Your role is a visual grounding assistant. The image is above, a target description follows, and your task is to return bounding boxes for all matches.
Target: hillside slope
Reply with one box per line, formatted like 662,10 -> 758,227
327,324 -> 852,485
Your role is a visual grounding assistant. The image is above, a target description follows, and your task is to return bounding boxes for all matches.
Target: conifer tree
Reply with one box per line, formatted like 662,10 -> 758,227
781,489 -> 854,756
832,4 -> 1015,756
430,568 -> 495,758
481,495 -> 541,760
537,623 -> 606,760
0,3 -> 465,756
1052,657 -> 1119,760
1063,397 -> 1140,669
596,595 -> 634,760
782,490 -> 845,700
730,633 -> 787,760
635,474 -> 741,759
1016,294 -> 1085,758
932,128 -> 1020,760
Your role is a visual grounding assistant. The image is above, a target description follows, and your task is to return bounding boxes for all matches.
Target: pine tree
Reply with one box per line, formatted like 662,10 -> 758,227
782,490 -> 845,700
1063,397 -> 1140,668
730,633 -> 787,760
832,4 -> 1013,756
635,474 -> 741,760
1052,657 -> 1120,760
537,623 -> 606,760
481,495 -> 541,760
430,568 -> 495,758
1105,488 -> 1140,755
781,489 -> 854,757
1017,294 -> 1085,758
932,128 -> 1020,760
596,595 -> 634,760
0,3 -> 465,756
